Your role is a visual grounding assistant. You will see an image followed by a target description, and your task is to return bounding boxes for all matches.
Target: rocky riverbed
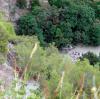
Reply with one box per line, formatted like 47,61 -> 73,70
62,45 -> 100,62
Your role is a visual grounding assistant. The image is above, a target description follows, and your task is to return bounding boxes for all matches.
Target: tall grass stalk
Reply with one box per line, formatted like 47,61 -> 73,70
91,75 -> 98,99
76,74 -> 85,99
55,71 -> 65,99
20,43 -> 38,80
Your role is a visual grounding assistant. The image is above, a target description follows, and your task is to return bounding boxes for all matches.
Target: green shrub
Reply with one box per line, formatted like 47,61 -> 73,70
81,52 -> 100,66
17,0 -> 99,48
30,0 -> 40,10
89,23 -> 100,46
49,0 -> 63,7
17,14 -> 38,35
14,36 -> 100,98
16,0 -> 27,9
0,15 -> 16,52
68,59 -> 100,98
0,30 -> 8,52
14,36 -> 64,98
16,13 -> 45,45
17,3 -> 96,48
0,35 -> 100,98
0,53 -> 5,64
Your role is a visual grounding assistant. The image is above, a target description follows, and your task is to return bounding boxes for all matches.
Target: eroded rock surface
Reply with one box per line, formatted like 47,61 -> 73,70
0,0 -> 50,22
0,64 -> 14,89
0,0 -> 29,22
0,0 -> 16,20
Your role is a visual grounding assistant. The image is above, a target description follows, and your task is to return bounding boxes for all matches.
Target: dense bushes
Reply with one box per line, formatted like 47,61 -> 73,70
16,0 -> 27,9
81,52 -> 100,66
16,13 -> 45,45
17,14 -> 38,35
30,0 -> 40,10
49,0 -> 64,8
16,1 -> 100,48
13,36 -> 100,98
16,0 -> 40,9
0,35 -> 100,98
0,1 -> 100,98
90,23 -> 100,46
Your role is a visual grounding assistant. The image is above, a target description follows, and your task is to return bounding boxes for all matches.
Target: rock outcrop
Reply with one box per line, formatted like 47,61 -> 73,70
0,0 -> 50,22
0,64 -> 14,89
0,0 -> 16,21
0,0 -> 29,22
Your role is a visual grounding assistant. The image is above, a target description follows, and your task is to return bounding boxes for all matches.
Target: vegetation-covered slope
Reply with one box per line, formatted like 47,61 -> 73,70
0,0 -> 100,99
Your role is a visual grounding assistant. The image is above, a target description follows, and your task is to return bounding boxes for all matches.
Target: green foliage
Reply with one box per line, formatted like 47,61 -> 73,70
17,14 -> 38,35
69,59 -> 100,98
0,18 -> 15,38
0,53 -> 5,64
0,15 -> 16,52
0,30 -> 8,52
16,13 -> 45,45
17,3 -> 97,47
16,0 -> 27,9
69,0 -> 100,20
30,0 -> 40,10
96,1 -> 100,19
59,4 -> 95,45
81,52 -> 100,66
0,0 -> 100,97
13,36 -> 100,98
15,36 -> 62,73
90,1 -> 100,19
14,36 -> 65,98
49,0 -> 64,8
0,35 -> 100,98
0,77 -> 42,99
89,23 -> 100,46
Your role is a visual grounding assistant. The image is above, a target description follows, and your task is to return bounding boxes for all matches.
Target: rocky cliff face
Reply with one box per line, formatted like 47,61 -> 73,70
0,0 -> 16,21
0,0 -> 49,22
0,0 -> 29,22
